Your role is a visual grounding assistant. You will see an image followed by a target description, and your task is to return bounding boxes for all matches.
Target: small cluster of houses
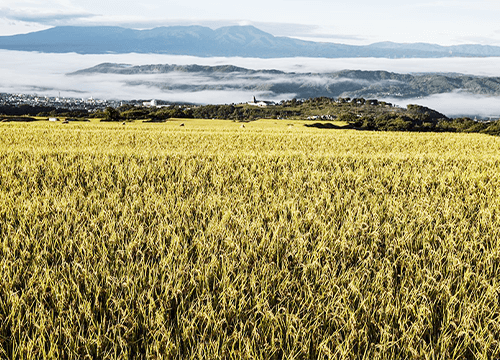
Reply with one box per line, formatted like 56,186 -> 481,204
306,115 -> 337,120
0,92 -> 123,112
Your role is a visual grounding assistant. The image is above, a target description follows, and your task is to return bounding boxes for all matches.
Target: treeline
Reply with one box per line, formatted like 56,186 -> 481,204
0,105 -> 89,118
0,103 -> 296,121
345,104 -> 500,135
0,105 -> 59,116
100,104 -> 299,121
3,96 -> 500,136
93,98 -> 373,122
299,97 -> 500,135
348,112 -> 500,135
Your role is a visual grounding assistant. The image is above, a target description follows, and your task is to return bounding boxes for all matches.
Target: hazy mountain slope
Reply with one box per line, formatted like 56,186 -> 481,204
68,63 -> 500,99
2,25 -> 500,58
368,41 -> 500,56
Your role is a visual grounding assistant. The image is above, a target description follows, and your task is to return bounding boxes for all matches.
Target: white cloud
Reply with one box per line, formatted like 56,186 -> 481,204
0,0 -> 94,28
386,91 -> 500,118
1,7 -> 92,24
2,50 -> 500,114
409,0 -> 500,11
0,18 -> 49,35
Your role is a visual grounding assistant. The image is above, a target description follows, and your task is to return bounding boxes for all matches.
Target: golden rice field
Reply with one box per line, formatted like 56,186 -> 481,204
1,119 -> 500,359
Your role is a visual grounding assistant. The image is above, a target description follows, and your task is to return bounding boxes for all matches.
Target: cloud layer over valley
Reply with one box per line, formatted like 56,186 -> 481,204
2,50 -> 500,117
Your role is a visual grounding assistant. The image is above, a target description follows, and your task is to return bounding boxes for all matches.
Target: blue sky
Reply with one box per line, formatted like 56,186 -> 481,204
1,0 -> 500,45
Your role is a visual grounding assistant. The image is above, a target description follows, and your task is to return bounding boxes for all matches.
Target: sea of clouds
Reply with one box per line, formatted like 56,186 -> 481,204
2,50 -> 500,117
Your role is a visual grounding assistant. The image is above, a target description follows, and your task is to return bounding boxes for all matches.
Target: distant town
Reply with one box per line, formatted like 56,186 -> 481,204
0,92 -> 124,112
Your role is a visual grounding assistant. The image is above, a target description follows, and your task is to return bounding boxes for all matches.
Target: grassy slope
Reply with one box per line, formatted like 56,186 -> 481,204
1,120 -> 500,359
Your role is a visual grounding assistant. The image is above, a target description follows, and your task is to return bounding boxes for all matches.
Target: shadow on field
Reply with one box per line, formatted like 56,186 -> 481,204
142,118 -> 166,123
304,122 -> 353,129
1,117 -> 39,122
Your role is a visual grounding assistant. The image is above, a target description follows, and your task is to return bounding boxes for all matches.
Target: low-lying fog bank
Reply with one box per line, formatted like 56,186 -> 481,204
2,50 -> 500,117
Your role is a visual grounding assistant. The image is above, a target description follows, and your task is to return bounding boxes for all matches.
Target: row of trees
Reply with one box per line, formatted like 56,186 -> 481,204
3,97 -> 500,136
97,104 -> 299,122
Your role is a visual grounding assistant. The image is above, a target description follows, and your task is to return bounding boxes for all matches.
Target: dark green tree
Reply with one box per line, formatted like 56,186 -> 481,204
104,107 -> 120,121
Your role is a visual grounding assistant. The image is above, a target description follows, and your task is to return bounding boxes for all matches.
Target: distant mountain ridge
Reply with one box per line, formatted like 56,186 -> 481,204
68,62 -> 500,100
68,63 -> 285,75
2,25 -> 500,58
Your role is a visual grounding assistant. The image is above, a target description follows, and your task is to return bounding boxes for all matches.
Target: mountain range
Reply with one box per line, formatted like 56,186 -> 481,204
2,25 -> 500,58
68,63 -> 500,100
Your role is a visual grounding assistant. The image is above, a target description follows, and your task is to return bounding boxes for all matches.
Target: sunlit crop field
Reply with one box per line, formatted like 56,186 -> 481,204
1,119 -> 500,359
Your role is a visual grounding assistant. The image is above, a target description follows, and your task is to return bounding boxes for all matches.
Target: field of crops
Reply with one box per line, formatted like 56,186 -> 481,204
1,119 -> 500,359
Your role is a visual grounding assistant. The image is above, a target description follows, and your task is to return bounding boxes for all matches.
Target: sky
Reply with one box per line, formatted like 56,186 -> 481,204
1,0 -> 500,45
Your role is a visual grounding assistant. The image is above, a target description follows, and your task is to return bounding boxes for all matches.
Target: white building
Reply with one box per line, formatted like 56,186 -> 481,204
143,99 -> 158,107
247,96 -> 275,107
